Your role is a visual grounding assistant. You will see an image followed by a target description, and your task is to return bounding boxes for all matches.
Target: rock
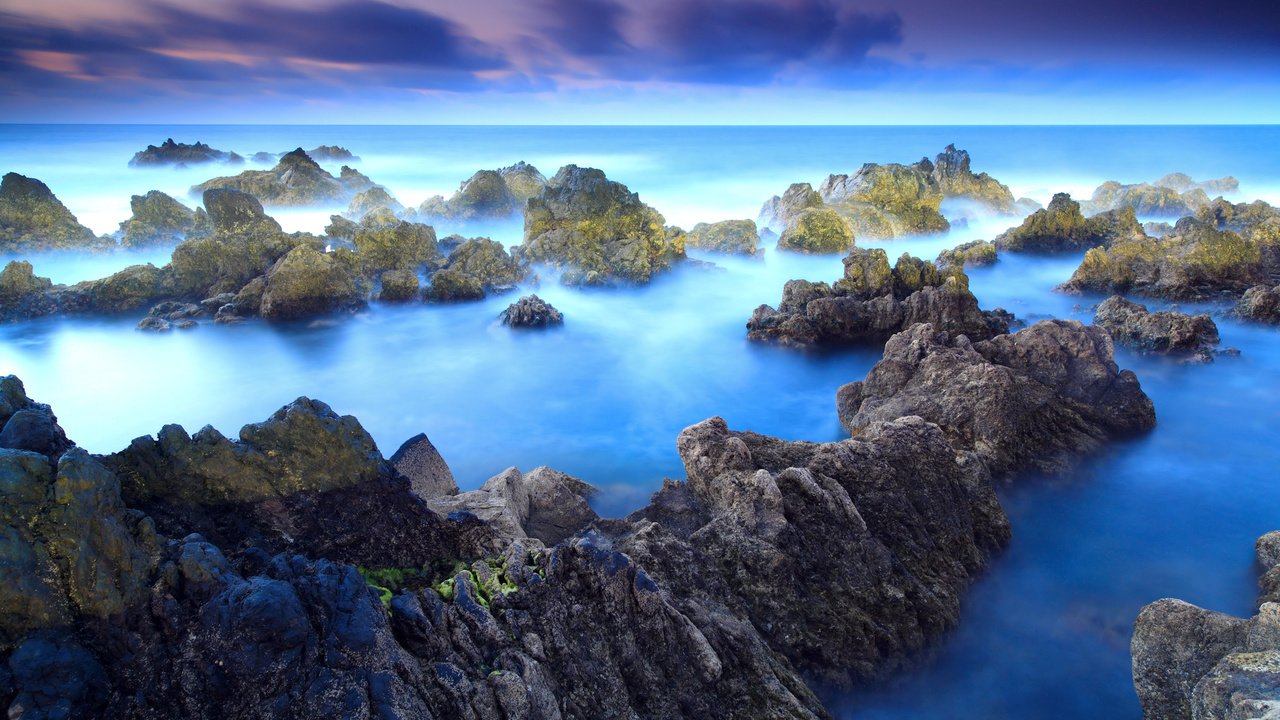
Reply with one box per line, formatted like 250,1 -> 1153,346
307,145 -> 357,161
351,208 -> 439,276
837,320 -> 1156,478
389,433 -> 458,499
422,268 -> 485,302
1063,219 -> 1267,300
819,163 -> 949,238
936,239 -> 998,270
0,376 -> 71,461
167,189 -> 296,298
0,173 -> 105,253
685,219 -> 761,255
435,237 -> 527,292
324,214 -> 358,240
0,261 -> 57,322
1082,180 -> 1210,218
117,191 -> 199,248
345,187 -> 404,219
1093,295 -> 1220,359
191,149 -> 373,207
259,246 -> 365,320
6,634 -> 108,718
499,294 -> 564,328
1237,284 -> 1280,324
377,268 -> 420,302
418,162 -> 548,221
427,466 -> 598,545
776,207 -> 856,254
758,182 -> 824,231
930,144 -> 1016,213
1156,173 -> 1239,195
995,192 -> 1144,253
1132,533 -> 1280,719
520,165 -> 682,284
748,249 -> 1009,347
130,139 -> 241,166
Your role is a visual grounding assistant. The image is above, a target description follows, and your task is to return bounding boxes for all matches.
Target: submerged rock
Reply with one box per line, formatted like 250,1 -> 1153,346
837,320 -> 1156,478
1093,295 -> 1220,360
0,172 -> 105,253
685,219 -> 762,255
418,162 -> 548,221
1132,532 -> 1280,720
499,294 -> 563,328
191,149 -> 372,207
520,165 -> 683,284
748,248 -> 1009,347
995,192 -> 1143,253
117,190 -> 200,248
129,139 -> 242,167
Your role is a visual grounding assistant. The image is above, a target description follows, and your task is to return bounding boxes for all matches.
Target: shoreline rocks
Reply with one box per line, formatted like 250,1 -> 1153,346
685,219 -> 762,255
1093,295 -> 1221,360
995,192 -> 1143,254
418,162 -> 547,222
1237,284 -> 1280,323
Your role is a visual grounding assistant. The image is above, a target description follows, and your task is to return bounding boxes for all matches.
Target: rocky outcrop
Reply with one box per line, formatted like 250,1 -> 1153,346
0,261 -> 56,322
1132,532 -> 1280,720
520,165 -> 684,285
927,144 -> 1016,213
376,268 -> 420,302
307,145 -> 357,162
936,239 -> 997,270
421,238 -> 528,302
1157,173 -> 1239,195
1093,295 -> 1221,360
818,163 -> 949,238
0,172 -> 106,253
117,191 -> 201,248
748,248 -> 1010,347
191,149 -> 373,207
427,466 -> 598,545
1063,218 -> 1268,300
499,294 -> 563,328
389,433 -> 458,499
776,207 -> 856,254
168,188 -> 297,298
129,139 -> 242,167
1082,181 -> 1210,218
259,246 -> 365,320
995,192 -> 1144,253
759,182 -> 824,230
685,219 -> 761,255
350,208 -> 440,276
345,187 -> 404,219
836,320 -> 1156,478
1237,284 -> 1280,324
418,162 -> 548,221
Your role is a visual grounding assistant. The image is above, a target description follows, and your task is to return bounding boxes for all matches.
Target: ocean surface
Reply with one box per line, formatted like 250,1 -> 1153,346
2,124 -> 1279,718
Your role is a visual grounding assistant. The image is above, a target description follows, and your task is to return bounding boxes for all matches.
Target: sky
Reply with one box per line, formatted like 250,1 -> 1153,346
0,0 -> 1277,124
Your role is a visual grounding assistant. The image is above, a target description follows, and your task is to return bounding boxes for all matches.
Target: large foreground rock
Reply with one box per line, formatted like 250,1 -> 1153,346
748,248 -> 1011,347
1132,532 -> 1280,719
1093,295 -> 1220,360
259,245 -> 365,320
427,466 -> 598,545
0,173 -> 105,253
837,320 -> 1156,477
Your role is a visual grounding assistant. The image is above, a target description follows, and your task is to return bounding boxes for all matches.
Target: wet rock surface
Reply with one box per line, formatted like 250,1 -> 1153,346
748,248 -> 1011,347
1093,295 -> 1221,360
1238,284 -> 1280,324
117,191 -> 201,248
936,239 -> 997,270
499,294 -> 563,328
1132,532 -> 1280,720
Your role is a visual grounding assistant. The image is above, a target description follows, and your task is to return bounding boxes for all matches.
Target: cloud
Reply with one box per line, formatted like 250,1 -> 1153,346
536,0 -> 632,57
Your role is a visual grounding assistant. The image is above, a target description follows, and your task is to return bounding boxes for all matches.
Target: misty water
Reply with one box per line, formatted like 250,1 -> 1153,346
2,125 -> 1279,718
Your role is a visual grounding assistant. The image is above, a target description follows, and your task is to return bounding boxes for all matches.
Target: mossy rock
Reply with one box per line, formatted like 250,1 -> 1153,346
0,261 -> 52,302
685,219 -> 760,255
423,268 -> 485,302
88,264 -> 167,313
819,163 -> 949,236
930,145 -> 1016,213
833,248 -> 893,298
776,208 -> 856,254
893,253 -> 944,296
191,149 -> 360,207
936,240 -> 997,270
1083,181 -> 1207,218
419,162 -> 547,221
759,183 -> 823,230
996,193 -> 1142,253
167,190 -> 298,298
442,238 -> 527,289
351,209 -> 439,276
499,162 -> 549,203
0,173 -> 105,252
346,187 -> 404,219
830,204 -> 897,240
378,269 -> 420,302
260,246 -> 366,320
118,191 -> 197,248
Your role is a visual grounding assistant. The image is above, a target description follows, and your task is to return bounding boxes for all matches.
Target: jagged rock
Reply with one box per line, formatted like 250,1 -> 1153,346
0,376 -> 71,461
1156,173 -> 1239,195
167,189 -> 297,298
0,261 -> 57,322
685,219 -> 761,255
130,139 -> 242,167
819,163 -> 949,238
117,191 -> 199,248
345,187 -> 404,219
324,214 -> 358,240
995,192 -> 1143,253
259,246 -> 365,320
499,294 -> 563,328
758,182 -> 824,231
1132,533 -> 1280,719
837,320 -> 1156,477
307,145 -> 357,161
776,207 -> 856,254
422,268 -> 485,302
436,237 -> 527,292
0,173 -> 105,252
48,263 -> 168,315
191,149 -> 372,207
389,433 -> 458,499
1093,295 -> 1220,359
1063,219 -> 1266,300
748,249 -> 1008,347
350,208 -> 439,276
427,466 -> 598,545
418,162 -> 548,221
1082,180 -> 1210,218
1015,197 -> 1044,214
1237,284 -> 1280,324
930,144 -> 1016,213
520,165 -> 682,284
377,268 -> 420,302
936,239 -> 997,270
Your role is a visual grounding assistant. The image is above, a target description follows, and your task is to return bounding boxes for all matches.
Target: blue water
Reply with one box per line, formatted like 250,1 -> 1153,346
1,125 -> 1279,719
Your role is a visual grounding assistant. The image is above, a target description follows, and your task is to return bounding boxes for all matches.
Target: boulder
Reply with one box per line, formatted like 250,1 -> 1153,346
377,268 -> 420,302
499,294 -> 564,328
0,376 -> 71,461
259,246 -> 365,320
437,237 -> 527,290
350,208 -> 439,275
422,268 -> 485,302
117,191 -> 200,248
427,466 -> 598,545
837,320 -> 1156,478
418,162 -> 548,221
167,189 -> 297,298
520,165 -> 682,284
1093,295 -> 1220,359
0,261 -> 57,322
0,173 -> 105,253
776,207 -> 856,254
1237,284 -> 1280,324
758,182 -> 823,231
1082,180 -> 1210,218
130,139 -> 241,166
748,249 -> 1009,347
929,144 -> 1016,213
389,433 -> 458,499
685,219 -> 761,255
995,192 -> 1143,253
191,149 -> 372,207
936,239 -> 997,270
819,163 -> 949,238
345,187 -> 404,219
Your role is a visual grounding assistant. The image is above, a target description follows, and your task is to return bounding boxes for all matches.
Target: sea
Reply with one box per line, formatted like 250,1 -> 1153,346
2,124 -> 1279,718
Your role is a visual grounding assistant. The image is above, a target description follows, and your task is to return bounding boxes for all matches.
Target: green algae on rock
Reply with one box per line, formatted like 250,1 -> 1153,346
0,172 -> 106,253
117,191 -> 201,248
776,207 -> 856,254
685,219 -> 761,255
191,148 -> 373,207
259,245 -> 366,320
418,161 -> 548,221
995,192 -> 1143,253
936,239 -> 998,270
